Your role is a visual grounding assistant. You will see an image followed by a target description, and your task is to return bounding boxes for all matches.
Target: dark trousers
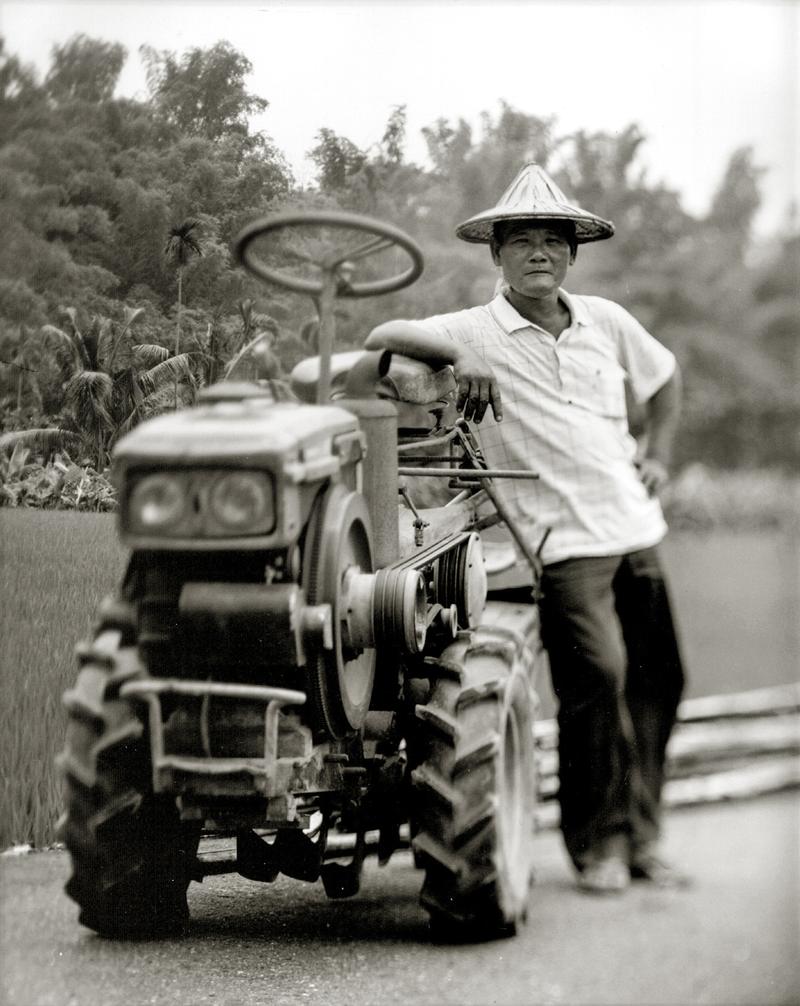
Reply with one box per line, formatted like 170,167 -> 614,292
539,546 -> 685,870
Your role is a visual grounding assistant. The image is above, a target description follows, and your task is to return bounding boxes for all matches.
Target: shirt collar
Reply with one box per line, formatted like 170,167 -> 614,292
559,289 -> 591,327
490,288 -> 590,334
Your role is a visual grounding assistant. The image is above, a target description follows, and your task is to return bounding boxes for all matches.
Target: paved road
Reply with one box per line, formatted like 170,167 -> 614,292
2,793 -> 798,1006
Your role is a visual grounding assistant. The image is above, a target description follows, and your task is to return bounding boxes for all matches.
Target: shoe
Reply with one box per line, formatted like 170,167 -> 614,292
578,855 -> 630,895
630,847 -> 692,889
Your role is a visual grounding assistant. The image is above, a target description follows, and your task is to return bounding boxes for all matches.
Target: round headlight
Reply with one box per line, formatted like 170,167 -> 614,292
130,474 -> 185,530
208,472 -> 270,530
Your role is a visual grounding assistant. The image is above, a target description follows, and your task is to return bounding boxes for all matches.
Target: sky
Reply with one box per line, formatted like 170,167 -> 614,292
2,0 -> 798,235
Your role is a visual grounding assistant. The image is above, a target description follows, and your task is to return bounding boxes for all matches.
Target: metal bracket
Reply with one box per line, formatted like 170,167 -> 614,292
320,826 -> 367,898
119,679 -> 306,797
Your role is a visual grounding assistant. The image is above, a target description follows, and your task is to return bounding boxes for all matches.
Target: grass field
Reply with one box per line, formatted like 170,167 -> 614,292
0,511 -> 127,849
1,509 -> 797,849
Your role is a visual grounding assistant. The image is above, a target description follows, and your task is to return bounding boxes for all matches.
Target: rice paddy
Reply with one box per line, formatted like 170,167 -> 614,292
1,509 -> 797,849
0,510 -> 127,849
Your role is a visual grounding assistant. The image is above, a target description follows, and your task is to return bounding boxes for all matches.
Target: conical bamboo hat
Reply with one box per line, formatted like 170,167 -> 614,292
455,162 -> 614,244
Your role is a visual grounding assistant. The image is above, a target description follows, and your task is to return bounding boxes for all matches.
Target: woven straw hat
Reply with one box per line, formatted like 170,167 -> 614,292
455,162 -> 615,245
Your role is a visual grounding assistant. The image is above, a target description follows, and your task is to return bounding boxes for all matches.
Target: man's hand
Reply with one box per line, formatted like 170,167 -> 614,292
638,457 -> 669,496
638,366 -> 681,496
454,347 -> 503,423
365,321 -> 502,423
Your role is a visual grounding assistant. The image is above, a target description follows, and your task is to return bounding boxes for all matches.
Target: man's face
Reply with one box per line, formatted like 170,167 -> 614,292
492,222 -> 575,299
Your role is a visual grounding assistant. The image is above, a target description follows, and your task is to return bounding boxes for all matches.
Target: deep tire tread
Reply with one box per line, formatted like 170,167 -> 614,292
410,627 -> 537,939
62,691 -> 107,726
453,733 -> 500,777
93,719 -> 145,760
59,635 -> 200,938
453,798 -> 496,846
410,765 -> 461,808
422,657 -> 465,683
412,833 -> 465,877
414,704 -> 459,740
456,679 -> 503,710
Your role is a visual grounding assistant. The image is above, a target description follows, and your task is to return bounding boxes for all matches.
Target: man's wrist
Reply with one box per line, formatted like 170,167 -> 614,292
637,457 -> 670,496
643,455 -> 670,473
453,344 -> 480,369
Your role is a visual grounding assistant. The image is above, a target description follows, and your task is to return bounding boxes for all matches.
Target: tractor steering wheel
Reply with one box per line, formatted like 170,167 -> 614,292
234,211 -> 424,298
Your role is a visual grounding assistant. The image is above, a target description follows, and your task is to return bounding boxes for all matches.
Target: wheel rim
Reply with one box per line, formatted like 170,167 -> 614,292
334,513 -> 374,718
498,681 -> 533,898
303,485 -> 376,738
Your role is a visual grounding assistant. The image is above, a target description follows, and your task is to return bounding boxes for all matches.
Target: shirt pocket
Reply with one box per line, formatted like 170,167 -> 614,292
585,366 -> 627,419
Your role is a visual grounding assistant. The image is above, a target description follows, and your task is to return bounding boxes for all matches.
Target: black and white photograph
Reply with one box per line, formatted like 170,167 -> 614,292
1,2 -> 798,1004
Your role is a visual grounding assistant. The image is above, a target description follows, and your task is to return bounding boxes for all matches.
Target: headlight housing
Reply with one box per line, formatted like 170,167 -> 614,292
125,469 -> 275,538
129,473 -> 187,532
207,472 -> 273,532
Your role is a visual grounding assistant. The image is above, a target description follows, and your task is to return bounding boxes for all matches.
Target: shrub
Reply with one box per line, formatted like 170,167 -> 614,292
663,463 -> 800,531
0,445 -> 117,511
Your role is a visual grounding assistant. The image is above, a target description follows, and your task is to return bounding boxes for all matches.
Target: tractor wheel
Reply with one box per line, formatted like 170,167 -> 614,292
410,627 -> 537,938
57,627 -> 201,937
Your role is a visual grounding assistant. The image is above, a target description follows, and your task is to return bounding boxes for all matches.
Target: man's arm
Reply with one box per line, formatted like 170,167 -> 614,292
366,321 -> 503,422
638,364 -> 682,495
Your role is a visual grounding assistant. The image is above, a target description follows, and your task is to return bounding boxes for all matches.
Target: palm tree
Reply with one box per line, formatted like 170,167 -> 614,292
5,325 -> 44,413
3,307 -> 194,470
223,310 -> 282,382
40,310 -> 115,469
164,218 -> 203,369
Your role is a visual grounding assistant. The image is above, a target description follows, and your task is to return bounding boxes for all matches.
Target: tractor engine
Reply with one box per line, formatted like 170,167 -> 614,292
109,380 -> 484,826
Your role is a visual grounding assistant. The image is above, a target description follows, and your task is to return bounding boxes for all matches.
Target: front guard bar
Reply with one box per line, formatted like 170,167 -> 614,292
119,679 -> 306,797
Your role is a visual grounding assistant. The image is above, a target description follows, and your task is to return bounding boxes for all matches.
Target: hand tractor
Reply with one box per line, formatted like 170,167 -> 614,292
58,212 -> 547,940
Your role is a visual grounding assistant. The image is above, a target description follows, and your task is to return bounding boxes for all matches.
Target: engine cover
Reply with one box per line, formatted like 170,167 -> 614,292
113,392 -> 365,551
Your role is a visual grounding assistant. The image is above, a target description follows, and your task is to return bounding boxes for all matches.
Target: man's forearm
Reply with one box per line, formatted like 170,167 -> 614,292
365,321 -> 460,367
366,320 -> 503,423
644,366 -> 682,467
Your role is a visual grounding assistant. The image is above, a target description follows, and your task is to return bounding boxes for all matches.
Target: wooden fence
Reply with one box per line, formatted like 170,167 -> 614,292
534,682 -> 800,830
320,683 -> 798,859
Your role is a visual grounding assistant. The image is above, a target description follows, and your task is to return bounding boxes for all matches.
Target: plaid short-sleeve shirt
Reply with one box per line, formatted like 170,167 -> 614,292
413,290 -> 676,565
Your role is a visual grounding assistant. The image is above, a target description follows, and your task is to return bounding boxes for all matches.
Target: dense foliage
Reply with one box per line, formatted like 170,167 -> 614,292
0,443 -> 116,510
1,34 -> 797,476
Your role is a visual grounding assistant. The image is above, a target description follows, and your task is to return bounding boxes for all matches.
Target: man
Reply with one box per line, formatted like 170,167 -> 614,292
366,163 -> 687,893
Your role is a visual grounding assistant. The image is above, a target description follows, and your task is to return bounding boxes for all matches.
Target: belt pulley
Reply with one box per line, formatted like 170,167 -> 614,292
303,483 -> 377,739
301,483 -> 430,740
434,531 -> 487,629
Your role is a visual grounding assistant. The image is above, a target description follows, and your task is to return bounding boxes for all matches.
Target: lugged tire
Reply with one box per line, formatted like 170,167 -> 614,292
410,628 -> 537,938
57,627 -> 201,937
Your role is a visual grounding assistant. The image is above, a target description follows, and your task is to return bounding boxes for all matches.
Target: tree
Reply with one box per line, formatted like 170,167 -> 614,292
0,38 -> 45,140
222,300 -> 283,381
308,128 -> 367,191
141,41 -> 268,141
706,146 -> 764,259
163,218 -> 203,364
44,35 -> 126,105
380,105 -> 407,166
422,117 -> 472,177
3,325 -> 43,413
30,306 -> 193,468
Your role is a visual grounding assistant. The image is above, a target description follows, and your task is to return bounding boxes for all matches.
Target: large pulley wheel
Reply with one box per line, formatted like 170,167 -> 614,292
233,210 -> 424,298
303,484 -> 376,739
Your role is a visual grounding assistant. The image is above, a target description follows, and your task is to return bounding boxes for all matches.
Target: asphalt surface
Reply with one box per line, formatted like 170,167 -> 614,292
1,792 -> 798,1006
